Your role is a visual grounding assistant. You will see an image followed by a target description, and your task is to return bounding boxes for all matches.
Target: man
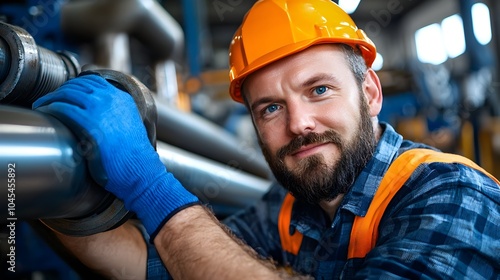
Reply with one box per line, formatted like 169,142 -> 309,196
33,0 -> 500,279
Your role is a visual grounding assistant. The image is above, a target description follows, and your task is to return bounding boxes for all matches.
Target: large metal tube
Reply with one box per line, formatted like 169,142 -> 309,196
0,68 -> 158,236
0,105 -> 271,229
0,105 -> 110,220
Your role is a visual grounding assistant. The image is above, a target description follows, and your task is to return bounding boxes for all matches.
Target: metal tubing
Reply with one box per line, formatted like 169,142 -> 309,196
0,105 -> 109,220
61,0 -> 184,61
154,97 -> 272,179
0,22 -> 80,107
157,141 -> 271,217
0,105 -> 271,225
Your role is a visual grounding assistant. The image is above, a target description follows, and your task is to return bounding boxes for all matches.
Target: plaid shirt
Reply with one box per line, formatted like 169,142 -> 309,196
147,123 -> 500,279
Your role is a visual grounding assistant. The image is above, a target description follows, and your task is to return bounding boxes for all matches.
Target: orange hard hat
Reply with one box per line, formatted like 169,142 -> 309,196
228,0 -> 376,103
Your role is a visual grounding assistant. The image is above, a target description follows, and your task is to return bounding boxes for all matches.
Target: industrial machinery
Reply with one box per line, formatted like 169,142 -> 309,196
0,1 -> 272,277
0,20 -> 271,236
0,20 -> 158,235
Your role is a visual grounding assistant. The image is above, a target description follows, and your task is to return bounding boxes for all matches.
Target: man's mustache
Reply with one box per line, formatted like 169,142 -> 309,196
277,130 -> 344,160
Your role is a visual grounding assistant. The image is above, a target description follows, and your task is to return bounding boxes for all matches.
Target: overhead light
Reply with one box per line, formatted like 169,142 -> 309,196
441,14 -> 466,58
338,0 -> 361,14
471,3 -> 492,45
415,23 -> 448,65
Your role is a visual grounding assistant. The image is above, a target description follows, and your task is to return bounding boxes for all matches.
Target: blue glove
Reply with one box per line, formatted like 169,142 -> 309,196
33,74 -> 199,239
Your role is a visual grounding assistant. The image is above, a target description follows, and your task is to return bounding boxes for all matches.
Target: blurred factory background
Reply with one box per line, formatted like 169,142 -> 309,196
0,0 -> 499,279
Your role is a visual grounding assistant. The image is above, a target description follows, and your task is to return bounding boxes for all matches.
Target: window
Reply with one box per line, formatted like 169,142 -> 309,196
415,14 -> 466,65
441,14 -> 466,58
415,23 -> 448,65
471,3 -> 492,45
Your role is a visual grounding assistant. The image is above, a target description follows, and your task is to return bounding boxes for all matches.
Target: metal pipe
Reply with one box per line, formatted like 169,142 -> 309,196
60,0 -> 184,62
154,96 -> 272,179
0,22 -> 80,107
0,105 -> 271,231
157,141 -> 271,217
0,105 -> 110,220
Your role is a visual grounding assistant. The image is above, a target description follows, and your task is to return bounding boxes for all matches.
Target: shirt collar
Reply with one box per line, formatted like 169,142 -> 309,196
341,122 -> 403,216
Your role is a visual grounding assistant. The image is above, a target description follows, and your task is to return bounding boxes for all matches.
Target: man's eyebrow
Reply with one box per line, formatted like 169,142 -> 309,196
301,73 -> 340,88
249,74 -> 339,112
250,96 -> 275,113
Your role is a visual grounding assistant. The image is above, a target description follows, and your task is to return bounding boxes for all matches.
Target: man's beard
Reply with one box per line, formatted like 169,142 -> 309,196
260,98 -> 376,205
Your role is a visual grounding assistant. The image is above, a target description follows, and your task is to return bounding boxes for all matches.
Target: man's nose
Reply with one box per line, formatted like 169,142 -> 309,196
287,101 -> 316,136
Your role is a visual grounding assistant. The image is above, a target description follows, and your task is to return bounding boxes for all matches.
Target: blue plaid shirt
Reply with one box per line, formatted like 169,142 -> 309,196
147,123 -> 500,279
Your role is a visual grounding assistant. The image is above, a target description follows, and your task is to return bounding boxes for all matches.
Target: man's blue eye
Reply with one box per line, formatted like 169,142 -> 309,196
314,86 -> 327,95
266,104 -> 279,114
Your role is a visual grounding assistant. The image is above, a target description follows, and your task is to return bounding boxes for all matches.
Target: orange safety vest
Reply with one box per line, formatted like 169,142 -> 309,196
278,148 -> 500,259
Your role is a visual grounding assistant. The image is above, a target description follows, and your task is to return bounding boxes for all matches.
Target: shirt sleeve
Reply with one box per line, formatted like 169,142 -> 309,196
353,162 -> 500,279
146,243 -> 172,280
222,182 -> 288,264
132,220 -> 172,279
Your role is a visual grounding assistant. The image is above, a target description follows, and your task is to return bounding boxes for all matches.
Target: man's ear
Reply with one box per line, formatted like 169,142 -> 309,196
363,68 -> 383,117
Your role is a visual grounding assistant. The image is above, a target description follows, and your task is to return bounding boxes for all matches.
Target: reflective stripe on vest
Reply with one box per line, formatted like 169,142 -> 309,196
278,148 -> 500,258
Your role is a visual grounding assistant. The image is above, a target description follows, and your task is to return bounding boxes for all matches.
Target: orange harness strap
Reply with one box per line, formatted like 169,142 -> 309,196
278,149 -> 499,258
278,192 -> 303,254
348,148 -> 499,258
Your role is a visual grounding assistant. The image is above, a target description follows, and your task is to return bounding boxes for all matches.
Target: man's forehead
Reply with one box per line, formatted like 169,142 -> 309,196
242,44 -> 348,94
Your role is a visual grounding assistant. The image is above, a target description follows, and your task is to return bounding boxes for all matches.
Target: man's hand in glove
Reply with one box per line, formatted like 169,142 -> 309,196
33,74 -> 199,240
